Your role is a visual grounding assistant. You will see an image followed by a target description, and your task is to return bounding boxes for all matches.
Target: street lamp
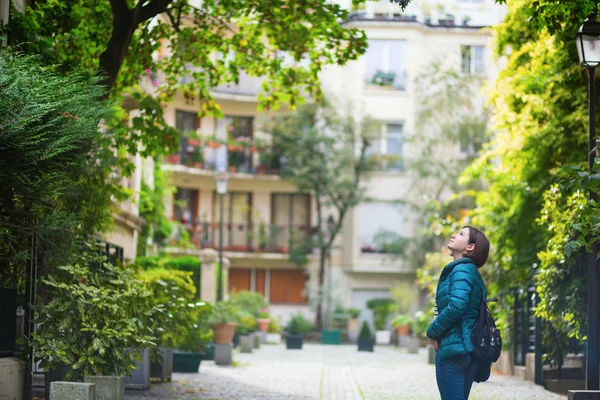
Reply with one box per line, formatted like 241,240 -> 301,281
215,168 -> 229,302
576,10 -> 600,391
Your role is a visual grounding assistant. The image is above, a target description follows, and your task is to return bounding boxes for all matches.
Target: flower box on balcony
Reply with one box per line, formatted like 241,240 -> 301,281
165,154 -> 180,164
187,138 -> 200,147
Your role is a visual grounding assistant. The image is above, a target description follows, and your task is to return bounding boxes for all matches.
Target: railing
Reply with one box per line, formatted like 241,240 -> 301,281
165,145 -> 284,175
213,71 -> 264,96
513,285 -> 543,384
173,222 -> 313,254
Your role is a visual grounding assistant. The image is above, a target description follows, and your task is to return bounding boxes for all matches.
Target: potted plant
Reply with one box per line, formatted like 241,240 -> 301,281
138,268 -> 198,383
371,70 -> 396,87
285,313 -> 312,350
257,308 -> 270,333
173,302 -> 213,373
266,317 -> 282,344
346,307 -> 361,343
357,321 -> 375,352
26,250 -> 155,398
208,301 -> 239,344
367,298 -> 395,345
392,314 -> 413,337
236,310 -> 258,353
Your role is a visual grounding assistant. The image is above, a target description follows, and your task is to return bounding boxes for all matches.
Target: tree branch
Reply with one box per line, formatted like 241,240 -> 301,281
135,0 -> 173,25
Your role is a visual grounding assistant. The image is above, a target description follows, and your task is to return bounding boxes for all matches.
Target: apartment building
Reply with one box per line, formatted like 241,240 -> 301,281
106,0 -> 506,322
318,0 -> 507,311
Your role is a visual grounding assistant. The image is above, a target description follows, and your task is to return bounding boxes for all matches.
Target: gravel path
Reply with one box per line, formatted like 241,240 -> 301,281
125,344 -> 566,400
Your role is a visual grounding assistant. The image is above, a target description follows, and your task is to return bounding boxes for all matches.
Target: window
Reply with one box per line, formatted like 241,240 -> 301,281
173,188 -> 198,225
461,46 -> 485,74
365,40 -> 406,91
271,194 -> 311,252
458,0 -> 484,3
212,192 -> 252,250
214,116 -> 254,172
176,110 -> 199,163
358,202 -> 403,253
368,123 -> 404,171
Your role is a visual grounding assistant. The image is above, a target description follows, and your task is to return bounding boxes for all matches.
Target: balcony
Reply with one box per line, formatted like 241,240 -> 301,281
212,71 -> 264,97
165,138 -> 284,176
171,222 -> 313,254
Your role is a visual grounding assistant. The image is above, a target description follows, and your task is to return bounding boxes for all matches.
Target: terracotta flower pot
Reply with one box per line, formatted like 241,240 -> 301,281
212,323 -> 237,344
396,324 -> 410,337
257,318 -> 270,333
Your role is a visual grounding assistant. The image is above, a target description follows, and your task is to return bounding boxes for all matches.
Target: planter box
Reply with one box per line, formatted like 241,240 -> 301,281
201,344 -> 215,361
253,332 -> 261,349
45,363 -> 71,400
406,337 -> 420,354
358,337 -> 375,352
321,329 -> 341,345
173,351 -> 203,373
0,358 -> 25,400
266,333 -> 281,345
375,330 -> 391,345
286,334 -> 303,350
240,335 -> 253,353
150,347 -> 173,382
84,376 -> 125,400
124,348 -> 150,390
427,345 -> 436,364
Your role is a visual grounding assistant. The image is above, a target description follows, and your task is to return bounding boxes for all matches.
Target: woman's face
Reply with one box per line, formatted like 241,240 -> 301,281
448,227 -> 475,255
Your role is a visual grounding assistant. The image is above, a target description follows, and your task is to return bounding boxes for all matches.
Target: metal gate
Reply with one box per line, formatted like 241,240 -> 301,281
514,285 -> 543,384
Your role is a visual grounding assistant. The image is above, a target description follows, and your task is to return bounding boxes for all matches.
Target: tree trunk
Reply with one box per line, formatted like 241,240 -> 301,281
314,246 -> 327,330
98,8 -> 136,92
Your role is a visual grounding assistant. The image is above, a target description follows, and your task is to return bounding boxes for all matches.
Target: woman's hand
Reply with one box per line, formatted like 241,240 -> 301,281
431,340 -> 439,351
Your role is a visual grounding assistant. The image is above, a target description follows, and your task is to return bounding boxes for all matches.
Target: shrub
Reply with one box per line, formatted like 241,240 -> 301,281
236,310 -> 258,335
359,321 -> 373,339
268,317 -> 282,334
138,268 -> 197,348
391,314 -> 414,328
367,299 -> 395,331
228,290 -> 268,317
175,302 -> 214,352
286,313 -> 313,335
135,256 -> 201,297
347,308 -> 361,319
27,251 -> 155,380
208,301 -> 240,325
411,310 -> 433,338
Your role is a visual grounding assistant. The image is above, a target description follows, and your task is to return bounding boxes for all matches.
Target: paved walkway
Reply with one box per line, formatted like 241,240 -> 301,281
125,344 -> 566,400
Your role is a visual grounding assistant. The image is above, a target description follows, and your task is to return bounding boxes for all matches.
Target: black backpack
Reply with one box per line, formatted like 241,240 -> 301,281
471,287 -> 502,364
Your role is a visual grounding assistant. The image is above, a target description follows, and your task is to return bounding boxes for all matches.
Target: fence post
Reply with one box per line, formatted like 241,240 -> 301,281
533,287 -> 543,385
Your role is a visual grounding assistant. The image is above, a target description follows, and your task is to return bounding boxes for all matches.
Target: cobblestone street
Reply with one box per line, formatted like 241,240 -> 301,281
125,344 -> 566,400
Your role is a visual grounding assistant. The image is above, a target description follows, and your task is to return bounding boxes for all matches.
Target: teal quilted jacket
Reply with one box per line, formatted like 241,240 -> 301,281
426,257 -> 486,361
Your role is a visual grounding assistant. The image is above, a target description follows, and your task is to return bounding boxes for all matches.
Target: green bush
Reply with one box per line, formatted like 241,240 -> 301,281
286,313 -> 312,335
135,256 -> 201,297
208,301 -> 240,325
367,299 -> 395,331
268,317 -> 282,334
411,310 -> 432,338
27,251 -> 155,380
391,314 -> 414,328
138,268 -> 197,347
236,310 -> 258,335
347,308 -> 361,319
358,321 -> 373,339
228,290 -> 268,317
175,302 -> 214,352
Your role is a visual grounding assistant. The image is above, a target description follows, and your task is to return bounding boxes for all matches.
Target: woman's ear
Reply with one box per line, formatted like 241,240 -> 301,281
465,243 -> 476,255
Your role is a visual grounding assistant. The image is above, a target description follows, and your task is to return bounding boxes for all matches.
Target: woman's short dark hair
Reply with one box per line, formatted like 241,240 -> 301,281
463,226 -> 490,268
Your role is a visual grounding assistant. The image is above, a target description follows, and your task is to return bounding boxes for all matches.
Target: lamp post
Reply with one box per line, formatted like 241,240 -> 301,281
215,168 -> 229,302
576,10 -> 600,391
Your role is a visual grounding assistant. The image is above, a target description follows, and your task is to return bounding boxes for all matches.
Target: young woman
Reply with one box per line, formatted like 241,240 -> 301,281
427,226 -> 490,400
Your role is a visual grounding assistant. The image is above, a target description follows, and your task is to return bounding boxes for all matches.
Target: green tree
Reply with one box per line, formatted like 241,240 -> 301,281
461,0 -> 598,361
0,48 -> 123,280
262,100 -> 375,329
7,0 -> 371,159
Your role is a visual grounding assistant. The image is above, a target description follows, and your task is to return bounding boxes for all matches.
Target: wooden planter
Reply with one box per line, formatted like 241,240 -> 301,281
212,323 -> 237,344
257,318 -> 270,333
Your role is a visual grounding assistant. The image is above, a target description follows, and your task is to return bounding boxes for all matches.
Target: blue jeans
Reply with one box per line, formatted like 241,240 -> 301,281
435,352 -> 477,400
